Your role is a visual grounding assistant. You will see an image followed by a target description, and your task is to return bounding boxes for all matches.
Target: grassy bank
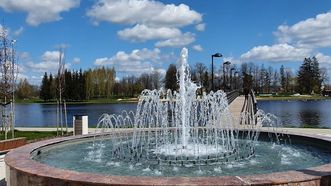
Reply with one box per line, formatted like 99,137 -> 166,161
282,124 -> 330,129
0,130 -> 69,142
257,95 -> 330,101
16,97 -> 139,104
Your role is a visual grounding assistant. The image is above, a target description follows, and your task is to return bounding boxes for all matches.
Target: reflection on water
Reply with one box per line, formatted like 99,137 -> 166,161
258,100 -> 331,128
299,111 -> 320,127
15,103 -> 137,127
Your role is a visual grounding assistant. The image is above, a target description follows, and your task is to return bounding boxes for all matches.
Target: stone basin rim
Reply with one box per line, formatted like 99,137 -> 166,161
5,130 -> 331,185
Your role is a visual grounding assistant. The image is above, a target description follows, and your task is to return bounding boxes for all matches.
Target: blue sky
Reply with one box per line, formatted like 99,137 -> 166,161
1,0 -> 331,84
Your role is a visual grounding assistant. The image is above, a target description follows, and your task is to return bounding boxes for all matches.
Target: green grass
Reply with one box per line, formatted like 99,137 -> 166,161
257,95 -> 330,101
0,130 -> 69,142
283,124 -> 330,129
16,97 -> 139,104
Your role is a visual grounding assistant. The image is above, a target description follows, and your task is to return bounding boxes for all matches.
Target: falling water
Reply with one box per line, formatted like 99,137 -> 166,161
94,48 -> 266,167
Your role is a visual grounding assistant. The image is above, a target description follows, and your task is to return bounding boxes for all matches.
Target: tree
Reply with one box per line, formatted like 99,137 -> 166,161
280,65 -> 286,92
272,70 -> 279,92
243,72 -> 253,95
202,70 -> 210,91
40,72 -> 50,101
49,73 -> 56,100
16,79 -> 33,99
164,64 -> 178,91
311,57 -> 322,93
297,57 -> 322,94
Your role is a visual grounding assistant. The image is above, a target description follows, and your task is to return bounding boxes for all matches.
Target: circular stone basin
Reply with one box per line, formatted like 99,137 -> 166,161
5,131 -> 331,185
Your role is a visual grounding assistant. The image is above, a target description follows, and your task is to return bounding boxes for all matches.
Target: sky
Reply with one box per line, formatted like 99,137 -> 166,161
1,0 -> 331,85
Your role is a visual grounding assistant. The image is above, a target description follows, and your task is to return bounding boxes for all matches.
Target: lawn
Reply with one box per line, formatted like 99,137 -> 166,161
0,130 -> 69,142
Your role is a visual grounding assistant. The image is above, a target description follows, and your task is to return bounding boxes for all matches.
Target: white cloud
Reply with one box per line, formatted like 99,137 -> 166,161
0,0 -> 80,26
87,0 -> 202,47
19,51 -> 30,61
26,51 -> 70,73
315,53 -> 331,76
155,32 -> 195,48
223,57 -> 241,65
117,24 -> 181,42
13,26 -> 23,37
195,23 -> 205,31
241,43 -> 311,62
275,11 -> 331,48
192,44 -> 203,52
87,0 -> 202,27
94,48 -> 172,75
72,57 -> 81,64
315,53 -> 331,65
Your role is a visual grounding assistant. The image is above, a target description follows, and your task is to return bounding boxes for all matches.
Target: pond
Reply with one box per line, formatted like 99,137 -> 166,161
13,100 -> 331,128
258,99 -> 331,128
14,103 -> 137,127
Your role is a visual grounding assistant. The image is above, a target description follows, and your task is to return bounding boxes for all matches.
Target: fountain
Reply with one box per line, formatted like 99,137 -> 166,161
5,48 -> 331,185
94,48 -> 260,168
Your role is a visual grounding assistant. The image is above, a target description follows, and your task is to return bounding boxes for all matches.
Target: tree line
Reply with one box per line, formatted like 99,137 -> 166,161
16,56 -> 329,102
36,67 -> 162,102
163,56 -> 328,95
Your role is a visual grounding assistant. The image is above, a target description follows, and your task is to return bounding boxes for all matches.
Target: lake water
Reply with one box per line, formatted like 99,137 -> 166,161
14,103 -> 137,127
258,100 -> 331,128
13,100 -> 331,128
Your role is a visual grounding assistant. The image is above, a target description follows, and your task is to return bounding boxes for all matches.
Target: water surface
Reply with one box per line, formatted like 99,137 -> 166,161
34,138 -> 331,177
15,103 -> 137,127
258,100 -> 331,128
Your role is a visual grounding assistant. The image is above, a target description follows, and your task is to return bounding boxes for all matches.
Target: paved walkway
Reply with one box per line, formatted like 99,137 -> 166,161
228,96 -> 246,122
268,127 -> 331,138
0,154 -> 5,186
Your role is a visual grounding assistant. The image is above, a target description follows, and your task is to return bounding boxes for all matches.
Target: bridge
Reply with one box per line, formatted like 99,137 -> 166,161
226,89 -> 257,125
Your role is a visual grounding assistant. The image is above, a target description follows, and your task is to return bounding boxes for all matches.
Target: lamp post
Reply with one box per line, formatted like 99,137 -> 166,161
223,61 -> 231,91
230,67 -> 235,90
211,53 -> 222,92
234,71 -> 239,90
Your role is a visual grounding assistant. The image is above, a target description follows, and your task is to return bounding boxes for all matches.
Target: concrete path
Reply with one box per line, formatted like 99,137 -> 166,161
0,154 -> 5,186
228,96 -> 246,122
270,127 -> 331,138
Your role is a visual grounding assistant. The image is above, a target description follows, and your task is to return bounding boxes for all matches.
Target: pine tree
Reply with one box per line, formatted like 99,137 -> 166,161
40,72 -> 49,101
297,57 -> 322,94
312,57 -> 322,93
280,65 -> 286,92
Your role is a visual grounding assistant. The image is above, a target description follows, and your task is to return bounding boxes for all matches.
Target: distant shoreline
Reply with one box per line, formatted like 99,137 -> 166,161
15,98 -> 139,105
16,96 -> 331,104
256,95 -> 331,101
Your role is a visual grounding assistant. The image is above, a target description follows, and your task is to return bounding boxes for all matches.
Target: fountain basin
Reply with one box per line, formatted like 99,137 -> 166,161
5,131 -> 331,185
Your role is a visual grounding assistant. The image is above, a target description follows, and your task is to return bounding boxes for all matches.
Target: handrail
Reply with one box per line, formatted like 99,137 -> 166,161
250,89 -> 257,114
241,89 -> 258,125
226,90 -> 239,105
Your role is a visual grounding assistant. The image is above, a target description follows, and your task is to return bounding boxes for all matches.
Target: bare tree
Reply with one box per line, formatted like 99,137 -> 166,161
0,25 -> 17,139
56,47 -> 68,135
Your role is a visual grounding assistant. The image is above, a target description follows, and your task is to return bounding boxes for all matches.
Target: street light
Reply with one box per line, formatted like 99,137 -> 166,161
223,61 -> 231,91
230,67 -> 235,90
211,53 -> 222,91
234,71 -> 239,90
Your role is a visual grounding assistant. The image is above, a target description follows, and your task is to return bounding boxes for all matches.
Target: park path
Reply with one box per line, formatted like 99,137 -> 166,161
228,95 -> 246,123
